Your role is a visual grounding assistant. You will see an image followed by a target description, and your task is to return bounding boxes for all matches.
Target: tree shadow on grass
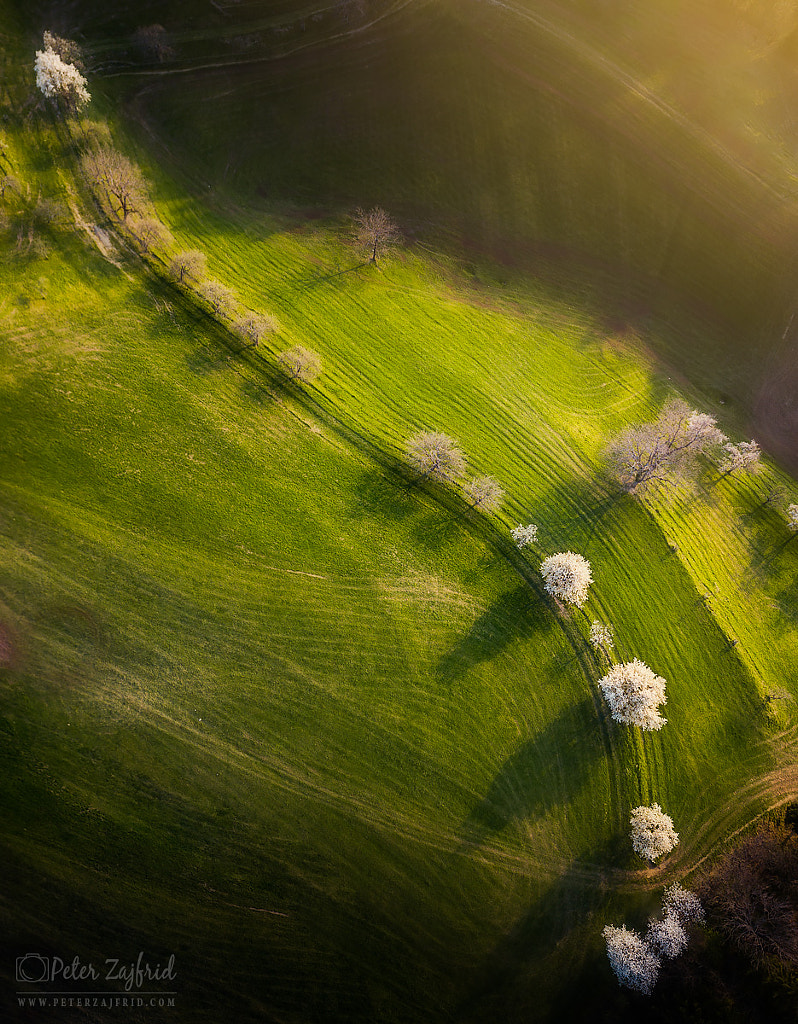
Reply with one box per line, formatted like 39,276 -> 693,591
534,475 -> 625,555
349,468 -> 418,524
455,859 -> 608,1024
460,697 -> 603,845
436,585 -> 546,682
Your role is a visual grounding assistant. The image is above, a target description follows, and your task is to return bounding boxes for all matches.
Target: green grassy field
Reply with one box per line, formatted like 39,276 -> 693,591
2,2 -> 798,1022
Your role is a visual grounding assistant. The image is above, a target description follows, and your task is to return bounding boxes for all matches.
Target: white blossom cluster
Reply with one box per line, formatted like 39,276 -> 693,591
646,914 -> 688,958
630,803 -> 679,862
662,882 -> 705,926
604,885 -> 703,994
540,551 -> 592,608
788,503 -> 798,532
598,658 -> 667,731
718,439 -> 761,476
589,620 -> 614,653
35,47 -> 91,109
511,523 -> 538,549
602,924 -> 661,995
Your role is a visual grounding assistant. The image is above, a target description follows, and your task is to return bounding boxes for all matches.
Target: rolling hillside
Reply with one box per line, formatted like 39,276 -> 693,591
1,2 -> 797,1022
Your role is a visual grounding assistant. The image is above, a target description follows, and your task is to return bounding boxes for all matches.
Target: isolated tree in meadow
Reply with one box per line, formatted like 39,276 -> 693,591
787,503 -> 798,533
198,279 -> 237,319
540,551 -> 593,608
630,803 -> 679,862
278,345 -> 322,383
81,147 -> 146,221
646,914 -> 689,959
589,620 -> 614,660
234,313 -> 277,349
354,206 -> 401,262
511,523 -> 538,549
406,431 -> 466,483
169,249 -> 207,284
598,658 -> 667,730
716,439 -> 761,481
464,475 -> 504,512
610,398 -> 726,493
602,924 -> 661,995
35,40 -> 90,112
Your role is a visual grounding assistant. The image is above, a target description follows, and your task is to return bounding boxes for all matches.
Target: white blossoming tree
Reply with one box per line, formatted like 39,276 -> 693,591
717,439 -> 761,481
630,803 -> 679,862
598,658 -> 667,730
589,621 -> 614,659
463,475 -> 504,512
35,46 -> 91,111
406,431 -> 466,483
540,551 -> 592,608
662,883 -> 705,926
602,924 -> 660,995
511,523 -> 538,549
646,914 -> 688,958
787,504 -> 798,533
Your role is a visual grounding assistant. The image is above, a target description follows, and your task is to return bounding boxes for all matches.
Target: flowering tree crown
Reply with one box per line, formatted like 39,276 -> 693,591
35,47 -> 90,109
598,658 -> 667,730
540,551 -> 592,607
630,803 -> 679,862
602,924 -> 660,995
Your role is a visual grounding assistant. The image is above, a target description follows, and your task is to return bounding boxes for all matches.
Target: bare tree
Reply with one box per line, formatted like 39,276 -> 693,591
198,280 -> 237,319
234,313 -> 278,349
278,345 -> 322,383
406,431 -> 466,483
463,475 -> 504,511
81,147 -> 146,221
353,206 -> 401,262
169,250 -> 207,284
699,821 -> 798,971
609,398 -> 727,494
132,25 -> 175,63
130,215 -> 172,253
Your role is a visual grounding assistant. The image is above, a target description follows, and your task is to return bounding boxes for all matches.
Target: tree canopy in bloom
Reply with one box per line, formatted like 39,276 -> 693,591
662,883 -> 705,926
540,551 -> 592,608
35,47 -> 90,110
602,924 -> 660,995
646,914 -> 688,958
630,803 -> 679,862
598,658 -> 667,730
511,523 -> 538,549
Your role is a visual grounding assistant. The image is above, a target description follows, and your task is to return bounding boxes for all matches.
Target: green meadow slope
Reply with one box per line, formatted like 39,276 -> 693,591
1,3 -> 798,1022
